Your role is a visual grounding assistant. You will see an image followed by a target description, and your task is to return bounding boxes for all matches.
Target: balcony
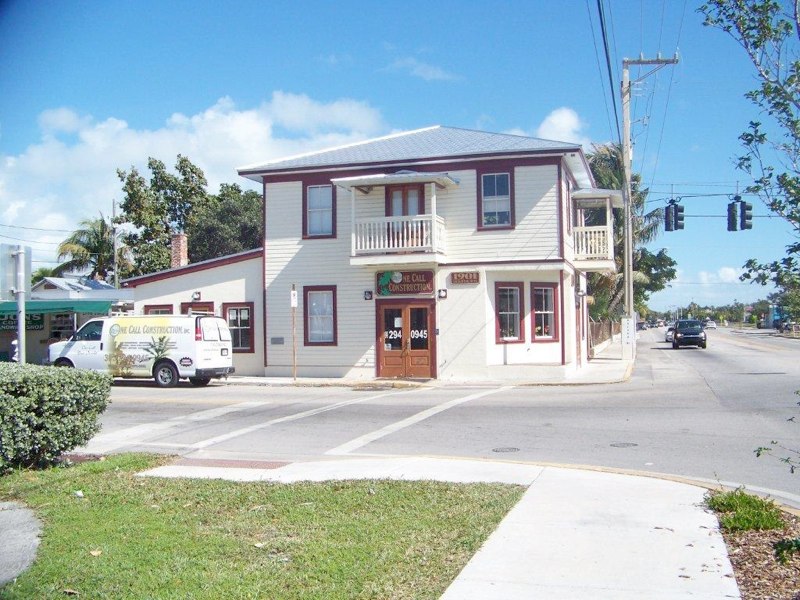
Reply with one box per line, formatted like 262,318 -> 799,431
351,214 -> 446,266
573,224 -> 616,273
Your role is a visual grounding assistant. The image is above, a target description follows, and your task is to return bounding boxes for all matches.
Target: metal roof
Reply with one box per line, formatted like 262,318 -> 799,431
33,277 -> 116,292
238,126 -> 585,180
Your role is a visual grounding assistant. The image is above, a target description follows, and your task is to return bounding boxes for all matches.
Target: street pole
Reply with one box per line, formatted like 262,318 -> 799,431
621,53 -> 678,359
112,199 -> 119,289
13,245 -> 26,365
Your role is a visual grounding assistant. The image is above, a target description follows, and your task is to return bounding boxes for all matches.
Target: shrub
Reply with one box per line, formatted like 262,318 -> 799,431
0,363 -> 111,473
706,487 -> 785,531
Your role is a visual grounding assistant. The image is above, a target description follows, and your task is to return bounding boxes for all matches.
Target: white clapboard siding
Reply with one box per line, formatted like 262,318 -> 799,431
441,166 -> 560,263
264,181 -> 376,375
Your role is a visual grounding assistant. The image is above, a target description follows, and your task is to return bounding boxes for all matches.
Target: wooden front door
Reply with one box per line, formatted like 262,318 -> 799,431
377,300 -> 435,378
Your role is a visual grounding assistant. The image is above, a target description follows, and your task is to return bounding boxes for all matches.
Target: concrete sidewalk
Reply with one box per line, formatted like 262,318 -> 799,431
141,457 -> 740,599
218,335 -> 633,389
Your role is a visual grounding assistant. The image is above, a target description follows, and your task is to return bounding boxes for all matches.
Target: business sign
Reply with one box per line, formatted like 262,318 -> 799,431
0,313 -> 44,331
376,270 -> 434,296
450,271 -> 480,285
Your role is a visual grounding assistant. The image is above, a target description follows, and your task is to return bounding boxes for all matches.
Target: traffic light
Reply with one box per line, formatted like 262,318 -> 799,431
739,200 -> 753,230
664,203 -> 675,231
727,201 -> 739,231
674,203 -> 685,230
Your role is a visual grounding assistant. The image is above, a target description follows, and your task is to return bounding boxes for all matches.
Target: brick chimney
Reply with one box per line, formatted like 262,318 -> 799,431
170,233 -> 188,268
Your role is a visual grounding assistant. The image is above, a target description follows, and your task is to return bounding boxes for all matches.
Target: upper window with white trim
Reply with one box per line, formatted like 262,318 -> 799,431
306,184 -> 334,237
481,173 -> 511,228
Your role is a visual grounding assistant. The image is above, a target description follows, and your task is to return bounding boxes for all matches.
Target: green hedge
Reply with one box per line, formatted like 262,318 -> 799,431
0,363 -> 112,473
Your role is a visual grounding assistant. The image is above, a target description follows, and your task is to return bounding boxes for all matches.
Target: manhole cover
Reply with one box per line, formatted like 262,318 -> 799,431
492,447 -> 520,453
610,442 -> 638,448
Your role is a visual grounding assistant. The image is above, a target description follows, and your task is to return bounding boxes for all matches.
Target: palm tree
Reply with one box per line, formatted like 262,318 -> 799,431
587,144 -> 664,317
55,214 -> 131,281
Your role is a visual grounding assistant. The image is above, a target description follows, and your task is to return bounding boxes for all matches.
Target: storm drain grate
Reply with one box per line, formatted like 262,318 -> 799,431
610,442 -> 638,448
492,447 -> 520,453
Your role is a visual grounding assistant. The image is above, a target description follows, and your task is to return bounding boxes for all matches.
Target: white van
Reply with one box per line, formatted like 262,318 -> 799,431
48,314 -> 235,387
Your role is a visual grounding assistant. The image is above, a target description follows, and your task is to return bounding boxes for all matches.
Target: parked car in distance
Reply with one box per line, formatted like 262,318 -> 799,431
704,320 -> 717,329
665,325 -> 675,342
672,319 -> 707,349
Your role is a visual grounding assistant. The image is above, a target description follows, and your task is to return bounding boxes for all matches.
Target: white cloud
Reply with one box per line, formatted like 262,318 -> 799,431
388,57 -> 459,82
0,93 -> 388,267
504,108 -> 592,148
535,107 -> 591,147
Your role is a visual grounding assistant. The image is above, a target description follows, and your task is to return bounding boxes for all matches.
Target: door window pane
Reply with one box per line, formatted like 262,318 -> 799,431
383,308 -> 403,350
409,307 -> 428,350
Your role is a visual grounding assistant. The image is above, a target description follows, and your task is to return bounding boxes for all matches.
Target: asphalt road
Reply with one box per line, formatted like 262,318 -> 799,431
87,326 -> 800,507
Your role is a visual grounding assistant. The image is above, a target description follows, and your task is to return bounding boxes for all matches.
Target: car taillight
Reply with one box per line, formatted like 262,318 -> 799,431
195,321 -> 202,341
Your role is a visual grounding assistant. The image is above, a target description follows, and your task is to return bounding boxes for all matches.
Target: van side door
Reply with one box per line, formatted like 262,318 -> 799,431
67,320 -> 108,372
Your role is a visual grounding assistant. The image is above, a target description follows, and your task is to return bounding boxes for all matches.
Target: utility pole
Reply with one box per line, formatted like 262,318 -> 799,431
112,199 -> 119,289
621,53 -> 678,358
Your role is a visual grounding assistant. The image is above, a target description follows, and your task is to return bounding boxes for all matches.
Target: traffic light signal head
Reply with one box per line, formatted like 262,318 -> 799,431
674,203 -> 685,230
727,201 -> 739,231
739,200 -> 753,230
664,204 -> 675,231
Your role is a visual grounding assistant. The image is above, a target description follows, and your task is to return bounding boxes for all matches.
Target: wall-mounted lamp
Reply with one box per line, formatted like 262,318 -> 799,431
192,291 -> 201,301
363,291 -> 373,301
437,289 -> 448,299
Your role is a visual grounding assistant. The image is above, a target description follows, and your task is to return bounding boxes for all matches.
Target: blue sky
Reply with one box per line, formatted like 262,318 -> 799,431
0,0 -> 795,312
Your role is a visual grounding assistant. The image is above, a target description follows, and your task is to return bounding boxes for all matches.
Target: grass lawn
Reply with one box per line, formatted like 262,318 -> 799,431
0,454 -> 523,599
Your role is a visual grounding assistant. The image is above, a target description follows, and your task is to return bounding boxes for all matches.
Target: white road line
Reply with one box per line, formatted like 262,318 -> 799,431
84,400 -> 270,453
326,386 -> 512,456
188,389 -> 419,450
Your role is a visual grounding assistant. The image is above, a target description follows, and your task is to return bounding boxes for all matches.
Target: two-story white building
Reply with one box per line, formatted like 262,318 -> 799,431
231,125 -> 620,381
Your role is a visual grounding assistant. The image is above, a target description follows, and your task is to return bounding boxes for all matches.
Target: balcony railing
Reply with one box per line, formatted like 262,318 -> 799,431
574,225 -> 613,262
353,215 -> 446,256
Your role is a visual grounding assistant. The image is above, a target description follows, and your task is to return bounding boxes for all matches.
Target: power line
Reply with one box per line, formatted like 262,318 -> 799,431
0,233 -> 60,246
586,0 -> 616,142
0,222 -> 72,233
597,0 -> 622,143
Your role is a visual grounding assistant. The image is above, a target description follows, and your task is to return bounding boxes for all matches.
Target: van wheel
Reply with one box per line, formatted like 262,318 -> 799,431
154,361 -> 179,388
189,377 -> 211,387
54,358 -> 74,368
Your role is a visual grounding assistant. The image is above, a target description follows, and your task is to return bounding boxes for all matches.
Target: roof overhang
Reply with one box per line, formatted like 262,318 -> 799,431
0,299 -> 115,316
331,170 -> 460,194
572,188 -> 624,208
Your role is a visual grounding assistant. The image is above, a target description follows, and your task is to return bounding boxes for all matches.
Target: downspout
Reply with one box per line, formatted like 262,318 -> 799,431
560,271 -> 566,366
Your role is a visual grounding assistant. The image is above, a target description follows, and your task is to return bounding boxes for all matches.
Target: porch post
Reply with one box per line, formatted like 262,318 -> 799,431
430,182 -> 437,252
350,187 -> 356,256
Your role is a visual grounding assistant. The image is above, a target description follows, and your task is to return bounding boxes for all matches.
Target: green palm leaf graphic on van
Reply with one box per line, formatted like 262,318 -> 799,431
144,336 -> 171,362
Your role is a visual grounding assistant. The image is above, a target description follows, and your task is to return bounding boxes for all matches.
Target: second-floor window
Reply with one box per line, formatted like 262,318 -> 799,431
306,184 -> 334,237
481,173 -> 511,228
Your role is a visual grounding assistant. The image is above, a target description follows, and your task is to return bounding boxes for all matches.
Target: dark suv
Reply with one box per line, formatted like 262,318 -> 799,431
672,319 -> 707,349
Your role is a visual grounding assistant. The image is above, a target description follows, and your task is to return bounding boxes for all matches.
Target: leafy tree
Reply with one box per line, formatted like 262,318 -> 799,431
31,267 -> 56,285
116,155 -> 209,276
55,214 -> 130,281
586,144 -> 675,317
700,0 -> 800,293
185,183 -> 263,262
